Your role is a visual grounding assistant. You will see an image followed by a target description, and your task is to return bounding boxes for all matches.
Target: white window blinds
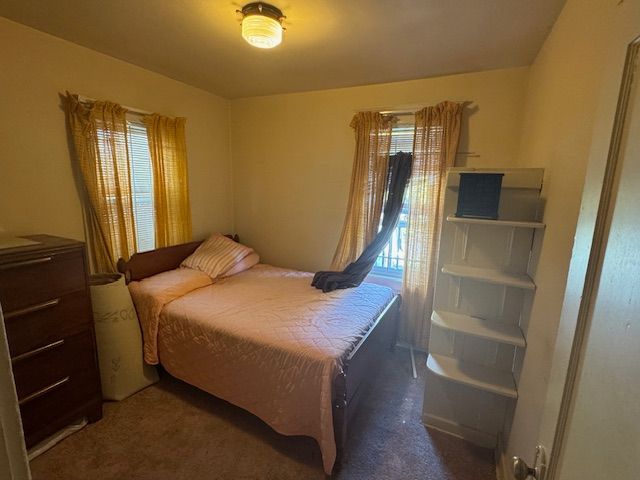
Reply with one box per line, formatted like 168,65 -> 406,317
389,124 -> 414,155
126,117 -> 156,252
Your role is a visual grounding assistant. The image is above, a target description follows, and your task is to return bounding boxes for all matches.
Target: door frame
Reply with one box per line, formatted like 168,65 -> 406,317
0,304 -> 31,480
546,35 -> 640,479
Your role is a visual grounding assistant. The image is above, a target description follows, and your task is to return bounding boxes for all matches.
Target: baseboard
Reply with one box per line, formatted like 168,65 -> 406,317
422,413 -> 496,449
495,433 -> 512,480
28,417 -> 87,460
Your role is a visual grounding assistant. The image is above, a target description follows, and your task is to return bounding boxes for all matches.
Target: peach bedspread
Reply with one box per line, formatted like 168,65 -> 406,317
128,264 -> 394,474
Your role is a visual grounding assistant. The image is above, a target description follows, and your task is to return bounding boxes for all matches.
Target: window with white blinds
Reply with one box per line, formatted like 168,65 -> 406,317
126,117 -> 156,252
372,123 -> 414,278
389,124 -> 414,155
95,118 -> 155,253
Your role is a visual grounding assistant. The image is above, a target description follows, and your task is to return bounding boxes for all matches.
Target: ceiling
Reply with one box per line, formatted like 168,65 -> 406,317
0,0 -> 566,99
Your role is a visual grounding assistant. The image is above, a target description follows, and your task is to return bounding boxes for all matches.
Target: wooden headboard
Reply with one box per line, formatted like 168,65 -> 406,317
117,234 -> 239,283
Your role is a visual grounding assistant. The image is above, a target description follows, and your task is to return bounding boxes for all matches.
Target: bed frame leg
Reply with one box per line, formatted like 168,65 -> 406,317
332,366 -> 347,473
332,397 -> 347,472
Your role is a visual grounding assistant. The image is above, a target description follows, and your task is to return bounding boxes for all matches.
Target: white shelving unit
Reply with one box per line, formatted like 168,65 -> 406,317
441,264 -> 536,290
446,215 -> 545,230
431,310 -> 526,347
423,168 -> 544,448
427,354 -> 518,398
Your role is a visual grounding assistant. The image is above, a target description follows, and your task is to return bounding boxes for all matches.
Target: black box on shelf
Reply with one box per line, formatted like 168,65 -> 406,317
455,173 -> 504,219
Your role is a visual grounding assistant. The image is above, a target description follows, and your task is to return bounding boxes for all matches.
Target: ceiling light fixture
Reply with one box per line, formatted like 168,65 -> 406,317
239,2 -> 285,49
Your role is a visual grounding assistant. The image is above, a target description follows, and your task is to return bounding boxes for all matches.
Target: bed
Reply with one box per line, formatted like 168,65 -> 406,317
117,239 -> 400,474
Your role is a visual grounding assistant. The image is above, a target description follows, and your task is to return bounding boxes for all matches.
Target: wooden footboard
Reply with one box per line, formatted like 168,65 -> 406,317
332,294 -> 401,467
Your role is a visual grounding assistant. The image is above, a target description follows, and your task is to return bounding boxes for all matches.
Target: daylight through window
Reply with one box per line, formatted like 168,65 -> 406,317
371,124 -> 414,278
126,117 -> 156,252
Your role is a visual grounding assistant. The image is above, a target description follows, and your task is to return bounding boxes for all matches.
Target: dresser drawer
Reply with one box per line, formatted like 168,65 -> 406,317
19,361 -> 100,445
12,330 -> 98,401
4,290 -> 92,358
0,248 -> 86,313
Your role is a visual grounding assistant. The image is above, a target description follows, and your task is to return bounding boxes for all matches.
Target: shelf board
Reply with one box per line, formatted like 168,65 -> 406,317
446,215 -> 545,229
446,168 -> 544,190
431,310 -> 526,347
427,353 -> 518,398
442,264 -> 536,290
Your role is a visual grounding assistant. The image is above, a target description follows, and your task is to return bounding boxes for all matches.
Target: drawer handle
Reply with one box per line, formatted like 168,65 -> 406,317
4,298 -> 60,320
11,339 -> 65,364
0,256 -> 53,271
19,376 -> 70,406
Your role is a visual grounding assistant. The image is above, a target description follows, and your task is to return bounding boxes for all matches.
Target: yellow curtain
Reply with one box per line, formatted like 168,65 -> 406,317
400,101 -> 463,349
65,93 -> 137,273
330,112 -> 393,270
143,114 -> 192,247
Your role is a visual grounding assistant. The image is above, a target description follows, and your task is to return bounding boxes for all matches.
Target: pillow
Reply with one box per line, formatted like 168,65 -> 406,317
181,233 -> 254,279
223,252 -> 260,277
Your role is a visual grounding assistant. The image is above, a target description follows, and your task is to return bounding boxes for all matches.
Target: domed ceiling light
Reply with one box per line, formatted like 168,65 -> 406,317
239,2 -> 285,49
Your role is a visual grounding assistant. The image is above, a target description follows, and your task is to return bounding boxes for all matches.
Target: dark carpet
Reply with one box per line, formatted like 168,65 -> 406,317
30,349 -> 496,480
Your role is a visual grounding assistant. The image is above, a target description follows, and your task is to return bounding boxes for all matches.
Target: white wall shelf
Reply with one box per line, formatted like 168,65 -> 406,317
423,168 -> 544,448
426,354 -> 518,399
446,215 -> 545,229
442,264 -> 536,290
431,310 -> 526,347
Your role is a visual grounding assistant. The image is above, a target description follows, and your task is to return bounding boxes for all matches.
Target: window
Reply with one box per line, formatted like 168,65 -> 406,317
371,124 -> 414,278
126,117 -> 156,252
69,94 -> 191,273
96,115 -> 156,253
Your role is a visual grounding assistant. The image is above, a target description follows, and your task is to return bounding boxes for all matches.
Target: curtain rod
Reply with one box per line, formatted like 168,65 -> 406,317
381,111 -> 419,117
75,94 -> 154,116
360,101 -> 474,116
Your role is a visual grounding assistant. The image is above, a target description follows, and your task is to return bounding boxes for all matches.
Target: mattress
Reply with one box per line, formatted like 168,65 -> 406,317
129,264 -> 395,473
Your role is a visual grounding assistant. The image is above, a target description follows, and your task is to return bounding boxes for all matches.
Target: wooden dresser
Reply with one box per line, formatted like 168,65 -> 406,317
0,235 -> 102,448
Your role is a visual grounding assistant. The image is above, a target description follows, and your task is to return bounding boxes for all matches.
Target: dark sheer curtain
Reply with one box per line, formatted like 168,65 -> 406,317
312,152 -> 412,292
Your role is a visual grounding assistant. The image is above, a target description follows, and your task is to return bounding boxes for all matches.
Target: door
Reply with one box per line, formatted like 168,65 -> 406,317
545,37 -> 640,480
0,303 -> 31,480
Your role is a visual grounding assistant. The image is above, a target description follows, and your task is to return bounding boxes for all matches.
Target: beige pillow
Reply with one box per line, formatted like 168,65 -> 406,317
181,233 -> 254,279
223,252 -> 260,277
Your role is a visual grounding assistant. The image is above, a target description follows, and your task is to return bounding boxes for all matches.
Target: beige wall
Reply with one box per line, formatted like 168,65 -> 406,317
0,18 -> 232,244
505,0 -> 640,465
230,67 -> 529,272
